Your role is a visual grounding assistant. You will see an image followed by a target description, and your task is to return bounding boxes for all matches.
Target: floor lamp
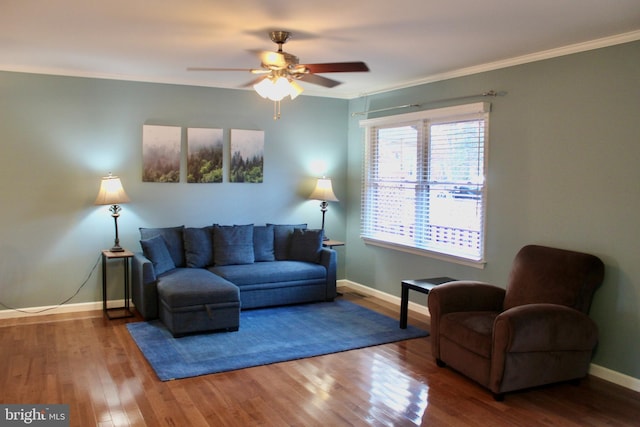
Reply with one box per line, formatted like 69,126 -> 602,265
308,177 -> 339,240
95,173 -> 130,252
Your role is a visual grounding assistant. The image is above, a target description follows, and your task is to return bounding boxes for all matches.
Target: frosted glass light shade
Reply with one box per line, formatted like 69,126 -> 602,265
254,76 -> 304,101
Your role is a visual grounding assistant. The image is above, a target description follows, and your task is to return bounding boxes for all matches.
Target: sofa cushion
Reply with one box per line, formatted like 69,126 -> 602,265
184,226 -> 214,268
140,235 -> 175,276
157,268 -> 238,308
269,223 -> 307,260
209,260 -> 326,286
140,226 -> 185,267
253,224 -> 275,262
290,228 -> 323,263
213,224 -> 255,266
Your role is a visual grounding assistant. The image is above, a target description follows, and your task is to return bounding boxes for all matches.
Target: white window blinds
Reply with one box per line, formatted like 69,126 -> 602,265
360,102 -> 489,264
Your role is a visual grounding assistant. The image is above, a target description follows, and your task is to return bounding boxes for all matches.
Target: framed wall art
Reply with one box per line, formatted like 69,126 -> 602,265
187,127 -> 223,183
142,125 -> 181,183
230,129 -> 264,183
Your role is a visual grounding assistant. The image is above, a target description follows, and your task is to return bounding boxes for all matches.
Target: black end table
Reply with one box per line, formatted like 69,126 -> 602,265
400,277 -> 456,328
322,239 -> 345,249
101,249 -> 135,319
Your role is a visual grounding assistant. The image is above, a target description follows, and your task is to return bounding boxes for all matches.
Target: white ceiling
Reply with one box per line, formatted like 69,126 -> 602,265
2,0 -> 640,99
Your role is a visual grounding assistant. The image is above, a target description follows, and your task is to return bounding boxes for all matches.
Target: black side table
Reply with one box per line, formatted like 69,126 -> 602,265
399,277 -> 456,329
101,249 -> 135,319
322,239 -> 345,249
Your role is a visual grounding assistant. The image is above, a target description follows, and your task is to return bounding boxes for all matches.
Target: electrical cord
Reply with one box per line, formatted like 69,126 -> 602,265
0,254 -> 102,314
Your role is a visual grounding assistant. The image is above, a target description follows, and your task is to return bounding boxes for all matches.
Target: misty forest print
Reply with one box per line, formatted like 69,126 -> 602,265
142,125 -> 181,182
187,128 -> 223,183
230,129 -> 264,183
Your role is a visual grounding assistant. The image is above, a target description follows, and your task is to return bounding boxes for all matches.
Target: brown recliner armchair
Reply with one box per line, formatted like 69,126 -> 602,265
428,245 -> 605,400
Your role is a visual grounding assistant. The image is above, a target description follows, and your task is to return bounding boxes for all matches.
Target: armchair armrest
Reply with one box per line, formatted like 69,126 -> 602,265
493,303 -> 598,353
428,281 -> 505,361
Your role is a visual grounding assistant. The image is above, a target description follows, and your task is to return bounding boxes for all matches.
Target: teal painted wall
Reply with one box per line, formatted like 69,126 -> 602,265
2,40 -> 638,382
0,72 -> 348,308
346,41 -> 640,379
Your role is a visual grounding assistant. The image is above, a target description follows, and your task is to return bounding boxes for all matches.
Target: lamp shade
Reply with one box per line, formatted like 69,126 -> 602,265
94,174 -> 130,205
309,178 -> 339,202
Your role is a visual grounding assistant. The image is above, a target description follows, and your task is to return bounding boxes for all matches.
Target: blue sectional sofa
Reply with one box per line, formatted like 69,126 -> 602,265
131,223 -> 337,336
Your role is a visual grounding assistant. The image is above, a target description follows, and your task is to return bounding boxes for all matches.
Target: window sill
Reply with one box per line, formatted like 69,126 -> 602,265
361,237 -> 486,269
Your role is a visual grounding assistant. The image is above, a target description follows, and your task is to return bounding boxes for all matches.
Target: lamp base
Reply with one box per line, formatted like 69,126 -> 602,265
109,209 -> 124,253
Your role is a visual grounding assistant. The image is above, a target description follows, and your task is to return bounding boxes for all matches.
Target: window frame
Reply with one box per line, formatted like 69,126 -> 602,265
359,102 -> 490,267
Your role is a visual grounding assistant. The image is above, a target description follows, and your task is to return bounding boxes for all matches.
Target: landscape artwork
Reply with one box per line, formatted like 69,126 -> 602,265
187,127 -> 223,183
142,125 -> 181,182
230,129 -> 264,183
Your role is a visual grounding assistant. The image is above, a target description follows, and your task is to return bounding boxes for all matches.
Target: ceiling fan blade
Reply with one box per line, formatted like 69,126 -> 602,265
259,51 -> 287,68
239,76 -> 268,88
187,67 -> 269,75
303,62 -> 369,73
299,74 -> 342,88
187,67 -> 253,72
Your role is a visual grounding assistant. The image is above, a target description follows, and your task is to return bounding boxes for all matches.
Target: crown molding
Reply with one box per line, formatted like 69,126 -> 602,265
353,30 -> 640,98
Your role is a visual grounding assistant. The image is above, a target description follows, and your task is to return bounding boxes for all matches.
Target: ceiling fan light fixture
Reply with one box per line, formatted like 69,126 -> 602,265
188,30 -> 369,119
253,77 -> 276,100
273,76 -> 292,100
253,76 -> 303,102
289,80 -> 304,100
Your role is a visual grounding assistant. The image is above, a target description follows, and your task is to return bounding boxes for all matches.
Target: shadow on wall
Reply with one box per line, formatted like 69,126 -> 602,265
0,244 -> 29,309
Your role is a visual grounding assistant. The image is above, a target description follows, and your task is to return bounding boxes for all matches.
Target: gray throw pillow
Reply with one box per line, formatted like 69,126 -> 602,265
289,228 -> 323,263
213,224 -> 255,266
184,226 -> 214,268
139,226 -> 185,267
268,223 -> 307,260
253,225 -> 275,262
140,235 -> 176,276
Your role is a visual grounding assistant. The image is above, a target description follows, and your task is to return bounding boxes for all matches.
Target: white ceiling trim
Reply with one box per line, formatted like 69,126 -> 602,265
2,30 -> 639,100
357,30 -> 640,98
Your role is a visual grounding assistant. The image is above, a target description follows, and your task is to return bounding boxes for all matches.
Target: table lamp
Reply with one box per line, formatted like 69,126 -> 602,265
308,177 -> 339,240
95,173 -> 130,252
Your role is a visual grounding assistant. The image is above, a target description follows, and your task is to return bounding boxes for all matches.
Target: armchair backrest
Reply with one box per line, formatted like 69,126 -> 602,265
503,245 -> 604,313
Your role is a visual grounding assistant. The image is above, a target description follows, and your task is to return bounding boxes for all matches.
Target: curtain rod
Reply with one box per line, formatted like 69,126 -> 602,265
351,90 -> 506,117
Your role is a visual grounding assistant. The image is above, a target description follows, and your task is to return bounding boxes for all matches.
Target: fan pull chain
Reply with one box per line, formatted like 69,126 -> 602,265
273,100 -> 281,120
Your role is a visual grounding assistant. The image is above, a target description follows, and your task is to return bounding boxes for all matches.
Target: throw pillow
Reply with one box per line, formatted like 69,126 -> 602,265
140,235 -> 176,276
213,224 -> 255,266
253,224 -> 275,262
289,228 -> 324,263
269,223 -> 307,260
139,226 -> 185,267
184,226 -> 214,268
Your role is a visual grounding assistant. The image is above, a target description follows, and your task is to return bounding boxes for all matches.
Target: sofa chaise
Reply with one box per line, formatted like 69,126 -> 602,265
131,223 -> 337,336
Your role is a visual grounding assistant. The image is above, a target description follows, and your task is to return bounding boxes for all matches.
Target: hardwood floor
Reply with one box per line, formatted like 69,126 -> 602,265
1,287 -> 639,426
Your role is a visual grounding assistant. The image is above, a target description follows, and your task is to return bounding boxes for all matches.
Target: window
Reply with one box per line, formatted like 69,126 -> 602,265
360,102 -> 490,265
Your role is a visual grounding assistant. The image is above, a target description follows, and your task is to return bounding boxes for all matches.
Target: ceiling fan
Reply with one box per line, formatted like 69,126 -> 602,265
188,30 -> 369,114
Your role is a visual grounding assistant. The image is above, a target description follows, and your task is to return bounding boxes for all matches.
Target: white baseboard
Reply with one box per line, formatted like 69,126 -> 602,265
338,279 -> 640,393
339,279 -> 430,317
0,300 -> 127,319
589,364 -> 640,393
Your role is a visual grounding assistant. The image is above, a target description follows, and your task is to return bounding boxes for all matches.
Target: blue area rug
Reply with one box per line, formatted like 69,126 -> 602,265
127,299 -> 428,381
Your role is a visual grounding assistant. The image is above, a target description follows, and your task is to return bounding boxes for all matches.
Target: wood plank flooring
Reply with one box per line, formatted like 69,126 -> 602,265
1,287 -> 639,426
